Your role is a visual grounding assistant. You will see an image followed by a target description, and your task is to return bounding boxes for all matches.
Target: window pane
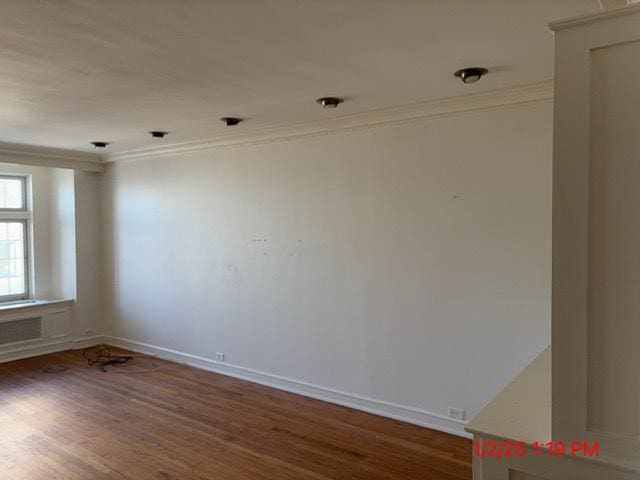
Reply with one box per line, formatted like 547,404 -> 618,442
0,177 -> 24,210
0,222 -> 26,298
9,276 -> 24,295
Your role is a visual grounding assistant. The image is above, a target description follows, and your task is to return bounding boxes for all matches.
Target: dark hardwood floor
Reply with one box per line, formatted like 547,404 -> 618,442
0,348 -> 471,479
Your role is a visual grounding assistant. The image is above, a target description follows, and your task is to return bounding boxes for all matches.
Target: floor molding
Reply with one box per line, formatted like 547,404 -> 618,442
0,335 -> 104,364
104,335 -> 471,439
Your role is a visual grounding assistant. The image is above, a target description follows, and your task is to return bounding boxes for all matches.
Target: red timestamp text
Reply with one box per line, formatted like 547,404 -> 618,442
473,440 -> 600,460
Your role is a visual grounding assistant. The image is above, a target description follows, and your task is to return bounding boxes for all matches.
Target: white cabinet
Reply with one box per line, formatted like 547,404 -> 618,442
467,5 -> 640,478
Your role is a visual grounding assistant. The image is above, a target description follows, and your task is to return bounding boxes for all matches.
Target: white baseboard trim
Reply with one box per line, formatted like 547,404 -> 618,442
104,335 -> 470,439
0,335 -> 105,364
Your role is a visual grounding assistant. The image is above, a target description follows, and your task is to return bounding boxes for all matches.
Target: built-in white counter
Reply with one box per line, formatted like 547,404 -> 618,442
466,346 -> 551,446
466,346 -> 640,479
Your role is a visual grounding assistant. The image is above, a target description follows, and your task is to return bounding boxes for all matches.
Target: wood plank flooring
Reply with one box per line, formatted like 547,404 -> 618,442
0,348 -> 471,479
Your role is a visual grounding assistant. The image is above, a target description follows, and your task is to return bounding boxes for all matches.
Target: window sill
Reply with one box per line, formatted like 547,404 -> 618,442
0,299 -> 73,315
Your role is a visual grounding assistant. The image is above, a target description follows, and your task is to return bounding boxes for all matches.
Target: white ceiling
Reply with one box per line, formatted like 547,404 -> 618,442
0,0 -> 599,155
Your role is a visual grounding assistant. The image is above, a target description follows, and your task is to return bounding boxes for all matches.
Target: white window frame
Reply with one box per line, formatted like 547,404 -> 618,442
0,175 -> 30,302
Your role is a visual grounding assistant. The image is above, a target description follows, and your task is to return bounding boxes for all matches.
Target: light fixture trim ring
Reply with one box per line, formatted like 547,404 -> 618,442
454,67 -> 489,84
316,97 -> 344,108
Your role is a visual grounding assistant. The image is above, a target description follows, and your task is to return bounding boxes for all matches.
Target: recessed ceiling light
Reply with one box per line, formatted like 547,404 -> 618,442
454,67 -> 488,84
149,131 -> 168,138
91,141 -> 109,148
221,117 -> 243,126
316,97 -> 344,109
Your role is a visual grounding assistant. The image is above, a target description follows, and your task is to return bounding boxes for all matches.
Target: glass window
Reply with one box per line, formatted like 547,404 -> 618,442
0,221 -> 27,299
0,176 -> 29,301
0,176 -> 26,210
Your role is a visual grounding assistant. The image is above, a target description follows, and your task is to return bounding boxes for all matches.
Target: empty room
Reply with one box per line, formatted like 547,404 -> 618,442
1,1 -> 639,479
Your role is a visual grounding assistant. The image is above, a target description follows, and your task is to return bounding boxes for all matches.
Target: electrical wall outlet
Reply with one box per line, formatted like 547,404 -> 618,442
215,352 -> 225,362
448,406 -> 466,421
84,329 -> 93,336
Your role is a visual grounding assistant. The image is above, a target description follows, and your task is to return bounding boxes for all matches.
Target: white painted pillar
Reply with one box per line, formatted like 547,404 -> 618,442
551,4 -> 640,466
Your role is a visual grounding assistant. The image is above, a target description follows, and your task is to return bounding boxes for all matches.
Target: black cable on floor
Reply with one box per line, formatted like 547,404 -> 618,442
83,345 -> 133,372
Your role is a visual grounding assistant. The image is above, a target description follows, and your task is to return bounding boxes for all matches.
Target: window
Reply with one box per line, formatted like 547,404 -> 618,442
0,176 -> 28,302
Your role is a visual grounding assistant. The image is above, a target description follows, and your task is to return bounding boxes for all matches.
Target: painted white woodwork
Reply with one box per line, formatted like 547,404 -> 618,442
0,142 -> 103,172
599,0 -> 640,10
108,81 -> 554,163
0,300 -> 78,361
469,4 -> 640,478
466,347 -> 551,446
551,3 -> 640,466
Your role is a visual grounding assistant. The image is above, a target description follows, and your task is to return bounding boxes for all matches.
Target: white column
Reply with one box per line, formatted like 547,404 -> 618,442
551,4 -> 640,465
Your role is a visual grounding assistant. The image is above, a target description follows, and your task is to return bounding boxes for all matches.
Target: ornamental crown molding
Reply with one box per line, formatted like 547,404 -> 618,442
106,79 -> 553,163
550,2 -> 640,31
0,142 -> 104,172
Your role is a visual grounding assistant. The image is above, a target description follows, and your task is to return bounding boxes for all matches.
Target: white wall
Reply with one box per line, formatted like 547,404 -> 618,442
73,170 -> 102,338
47,168 -> 104,339
101,102 -> 552,434
49,168 -> 76,300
